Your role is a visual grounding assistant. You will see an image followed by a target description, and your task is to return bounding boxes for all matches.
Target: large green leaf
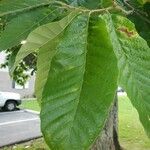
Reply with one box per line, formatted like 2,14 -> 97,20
11,10 -> 79,74
0,7 -> 60,51
102,13 -> 150,137
0,0 -> 50,15
40,13 -> 118,149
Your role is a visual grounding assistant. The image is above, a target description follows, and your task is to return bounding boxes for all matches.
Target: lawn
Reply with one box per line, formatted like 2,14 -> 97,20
119,96 -> 150,150
3,95 -> 150,150
20,98 -> 40,112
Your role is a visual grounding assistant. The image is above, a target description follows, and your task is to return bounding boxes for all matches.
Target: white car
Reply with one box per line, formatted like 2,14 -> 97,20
0,91 -> 21,111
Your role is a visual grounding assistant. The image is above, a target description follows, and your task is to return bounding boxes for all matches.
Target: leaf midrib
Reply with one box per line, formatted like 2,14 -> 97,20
68,13 -> 90,141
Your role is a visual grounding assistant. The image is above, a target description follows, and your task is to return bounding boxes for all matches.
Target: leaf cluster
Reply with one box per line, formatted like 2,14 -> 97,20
0,0 -> 150,150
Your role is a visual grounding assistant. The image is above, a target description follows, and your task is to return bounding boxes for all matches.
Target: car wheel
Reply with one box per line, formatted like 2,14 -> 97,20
5,101 -> 16,111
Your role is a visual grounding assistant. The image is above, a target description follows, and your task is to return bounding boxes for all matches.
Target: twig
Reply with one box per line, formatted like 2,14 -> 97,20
55,1 -> 132,15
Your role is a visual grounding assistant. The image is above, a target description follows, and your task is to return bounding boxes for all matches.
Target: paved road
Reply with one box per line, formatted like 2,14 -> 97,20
0,110 -> 42,148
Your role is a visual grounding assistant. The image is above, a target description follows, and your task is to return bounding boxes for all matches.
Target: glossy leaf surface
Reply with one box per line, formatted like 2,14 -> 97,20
40,14 -> 118,149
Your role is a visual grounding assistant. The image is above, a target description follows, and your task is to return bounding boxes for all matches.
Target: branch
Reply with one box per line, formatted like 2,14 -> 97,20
55,1 -> 132,15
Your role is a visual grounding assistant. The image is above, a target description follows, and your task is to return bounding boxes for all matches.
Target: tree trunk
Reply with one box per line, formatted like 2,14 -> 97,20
91,95 -> 122,150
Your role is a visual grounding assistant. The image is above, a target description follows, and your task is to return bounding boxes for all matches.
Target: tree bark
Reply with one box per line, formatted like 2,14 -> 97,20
91,95 -> 122,150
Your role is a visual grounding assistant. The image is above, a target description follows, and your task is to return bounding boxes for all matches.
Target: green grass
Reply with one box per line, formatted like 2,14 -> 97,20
3,96 -> 150,150
20,99 -> 40,111
119,96 -> 150,150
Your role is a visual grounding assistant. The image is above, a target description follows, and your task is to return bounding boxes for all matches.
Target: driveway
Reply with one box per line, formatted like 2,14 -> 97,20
0,110 -> 42,148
